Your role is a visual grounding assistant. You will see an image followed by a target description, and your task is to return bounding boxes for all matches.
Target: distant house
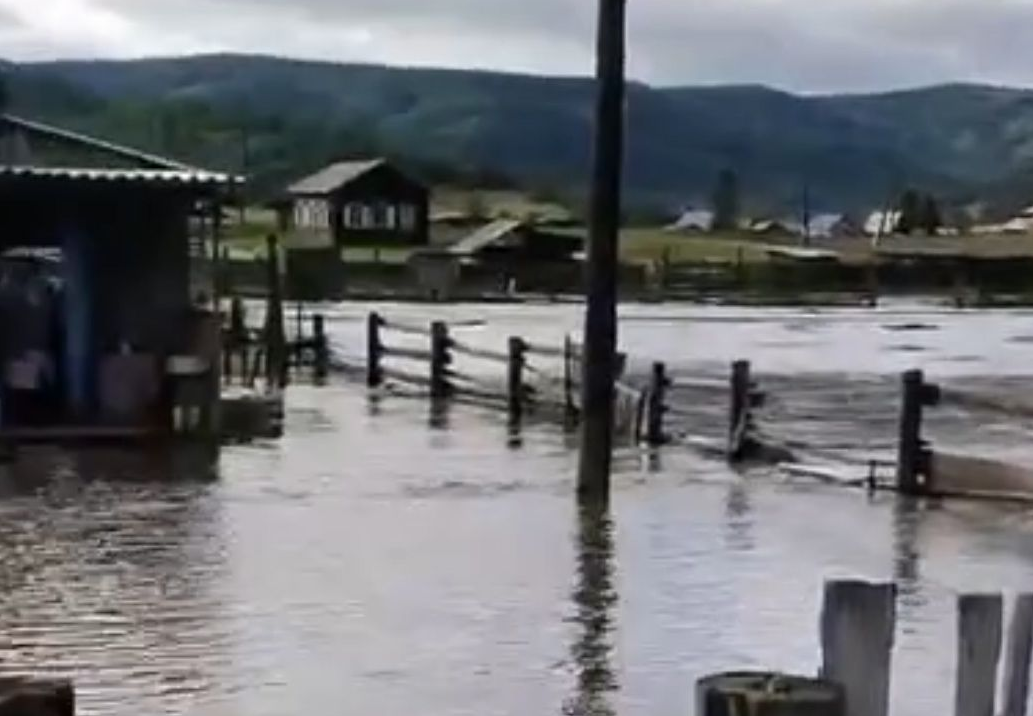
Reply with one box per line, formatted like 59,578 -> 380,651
807,213 -> 861,241
285,158 -> 429,247
864,210 -> 903,237
667,210 -> 714,233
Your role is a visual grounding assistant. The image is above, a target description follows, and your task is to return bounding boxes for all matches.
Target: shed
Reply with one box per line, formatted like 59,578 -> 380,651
285,158 -> 429,248
0,113 -> 239,437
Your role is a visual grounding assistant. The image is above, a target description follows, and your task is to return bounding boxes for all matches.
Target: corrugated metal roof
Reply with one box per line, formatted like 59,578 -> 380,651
0,165 -> 241,187
288,159 -> 387,195
448,219 -> 523,256
2,114 -> 197,171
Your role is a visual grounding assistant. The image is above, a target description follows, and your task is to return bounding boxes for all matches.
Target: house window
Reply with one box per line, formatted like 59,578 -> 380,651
344,203 -> 364,229
360,205 -> 375,229
399,205 -> 418,232
372,203 -> 390,229
294,199 -> 330,228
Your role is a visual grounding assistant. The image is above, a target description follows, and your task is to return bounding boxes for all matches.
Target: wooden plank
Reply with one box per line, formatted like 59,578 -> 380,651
821,580 -> 897,716
1001,594 -> 1033,716
954,593 -> 1003,716
932,452 -> 1033,499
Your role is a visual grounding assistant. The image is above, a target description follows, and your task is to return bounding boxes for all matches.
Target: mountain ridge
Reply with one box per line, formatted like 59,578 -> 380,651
6,53 -> 1033,216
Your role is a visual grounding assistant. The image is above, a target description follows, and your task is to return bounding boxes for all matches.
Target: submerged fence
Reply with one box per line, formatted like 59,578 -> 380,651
324,311 -> 1033,503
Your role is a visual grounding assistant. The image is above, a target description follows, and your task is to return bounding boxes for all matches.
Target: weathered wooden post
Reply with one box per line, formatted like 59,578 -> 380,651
821,580 -> 897,716
430,320 -> 453,399
312,313 -> 328,381
577,0 -> 626,502
728,360 -> 751,459
1002,594 -> 1033,716
954,594 -> 1003,716
263,233 -> 287,389
646,361 -> 669,446
896,369 -> 940,495
564,335 -> 577,421
507,337 -> 527,422
697,672 -> 844,716
366,312 -> 383,388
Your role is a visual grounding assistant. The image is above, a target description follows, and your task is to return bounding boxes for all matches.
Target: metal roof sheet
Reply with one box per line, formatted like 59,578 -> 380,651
0,165 -> 241,187
2,114 -> 197,171
288,159 -> 387,195
448,219 -> 524,256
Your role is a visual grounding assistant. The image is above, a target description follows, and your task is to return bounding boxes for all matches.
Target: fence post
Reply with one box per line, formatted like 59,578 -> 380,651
507,337 -> 527,422
366,312 -> 383,388
430,321 -> 453,399
646,361 -> 669,446
728,360 -> 751,459
564,335 -> 577,420
1002,594 -> 1033,716
312,313 -> 328,381
897,370 -> 940,495
821,580 -> 897,716
954,594 -> 1003,716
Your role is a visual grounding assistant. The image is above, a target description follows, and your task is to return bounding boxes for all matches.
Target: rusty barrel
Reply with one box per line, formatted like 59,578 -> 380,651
697,672 -> 844,716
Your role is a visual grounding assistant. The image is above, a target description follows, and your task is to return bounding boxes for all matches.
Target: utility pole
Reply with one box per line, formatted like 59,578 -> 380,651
577,0 -> 627,502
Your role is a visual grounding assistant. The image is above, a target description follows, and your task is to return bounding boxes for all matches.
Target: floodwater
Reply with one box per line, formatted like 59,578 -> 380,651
3,299 -> 1033,716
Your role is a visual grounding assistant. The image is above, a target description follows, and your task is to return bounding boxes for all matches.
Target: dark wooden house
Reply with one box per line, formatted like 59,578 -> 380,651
286,158 -> 429,248
0,113 -> 239,439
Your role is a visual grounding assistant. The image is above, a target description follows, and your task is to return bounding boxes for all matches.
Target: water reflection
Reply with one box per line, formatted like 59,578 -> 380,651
724,483 -> 755,553
892,497 -> 928,612
564,501 -> 618,716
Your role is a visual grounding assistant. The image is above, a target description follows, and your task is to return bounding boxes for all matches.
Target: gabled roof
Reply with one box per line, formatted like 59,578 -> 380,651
667,209 -> 714,231
448,219 -> 524,256
288,158 -> 389,195
1,114 -> 196,171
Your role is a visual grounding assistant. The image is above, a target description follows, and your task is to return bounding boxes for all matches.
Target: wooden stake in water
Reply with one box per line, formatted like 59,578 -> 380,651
263,234 -> 287,389
954,594 -> 1003,716
821,580 -> 897,716
1001,594 -> 1033,716
577,0 -> 626,502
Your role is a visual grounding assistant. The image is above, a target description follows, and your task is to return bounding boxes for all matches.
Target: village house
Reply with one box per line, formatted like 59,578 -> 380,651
285,158 -> 429,248
0,113 -> 238,439
807,213 -> 862,241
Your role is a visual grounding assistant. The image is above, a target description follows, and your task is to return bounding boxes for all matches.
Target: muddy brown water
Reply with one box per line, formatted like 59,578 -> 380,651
3,300 -> 1033,715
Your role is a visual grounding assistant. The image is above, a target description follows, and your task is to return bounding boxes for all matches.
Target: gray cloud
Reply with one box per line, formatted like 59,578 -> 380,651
5,0 -> 1033,92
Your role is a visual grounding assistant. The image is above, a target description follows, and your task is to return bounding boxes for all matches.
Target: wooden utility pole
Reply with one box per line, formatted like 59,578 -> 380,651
577,0 -> 627,501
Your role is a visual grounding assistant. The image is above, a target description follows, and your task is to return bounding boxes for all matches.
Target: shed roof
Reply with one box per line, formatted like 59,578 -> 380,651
1,114 -> 197,171
288,158 -> 389,195
448,219 -> 524,256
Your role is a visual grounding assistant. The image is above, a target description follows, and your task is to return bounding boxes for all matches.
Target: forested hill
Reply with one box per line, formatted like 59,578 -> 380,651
6,54 -> 1033,215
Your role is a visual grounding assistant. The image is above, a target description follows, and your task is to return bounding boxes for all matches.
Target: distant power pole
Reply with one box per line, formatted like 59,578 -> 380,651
239,126 -> 250,224
577,0 -> 627,502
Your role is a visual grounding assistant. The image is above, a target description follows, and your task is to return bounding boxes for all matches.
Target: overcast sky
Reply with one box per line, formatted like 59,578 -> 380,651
0,0 -> 1031,93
